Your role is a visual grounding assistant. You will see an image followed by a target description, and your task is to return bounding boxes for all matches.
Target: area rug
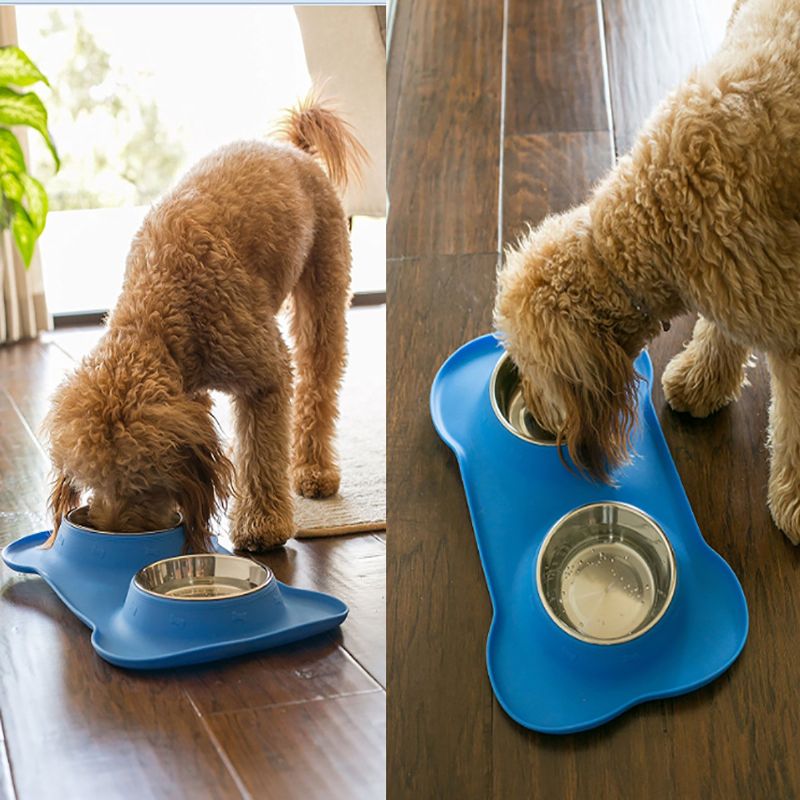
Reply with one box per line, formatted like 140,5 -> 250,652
295,307 -> 385,537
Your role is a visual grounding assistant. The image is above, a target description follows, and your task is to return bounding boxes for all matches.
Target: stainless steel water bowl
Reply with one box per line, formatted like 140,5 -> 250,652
135,555 -> 273,600
490,352 -> 557,445
537,503 -> 677,644
66,505 -> 182,535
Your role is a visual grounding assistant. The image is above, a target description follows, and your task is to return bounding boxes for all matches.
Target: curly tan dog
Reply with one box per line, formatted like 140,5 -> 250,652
45,95 -> 365,552
495,0 -> 800,542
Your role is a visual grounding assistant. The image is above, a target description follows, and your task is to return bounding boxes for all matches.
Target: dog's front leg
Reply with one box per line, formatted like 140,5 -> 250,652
229,385 -> 295,551
662,316 -> 751,418
767,352 -> 800,544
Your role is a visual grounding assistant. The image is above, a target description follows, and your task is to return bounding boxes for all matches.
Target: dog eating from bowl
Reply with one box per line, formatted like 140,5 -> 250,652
494,0 -> 800,543
44,93 -> 365,552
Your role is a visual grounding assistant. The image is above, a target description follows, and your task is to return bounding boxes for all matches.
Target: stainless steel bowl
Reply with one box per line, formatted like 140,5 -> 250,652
536,502 -> 677,644
490,352 -> 557,445
134,554 -> 273,600
66,505 -> 182,535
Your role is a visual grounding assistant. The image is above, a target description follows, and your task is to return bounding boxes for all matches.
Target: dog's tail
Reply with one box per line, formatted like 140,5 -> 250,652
276,91 -> 367,190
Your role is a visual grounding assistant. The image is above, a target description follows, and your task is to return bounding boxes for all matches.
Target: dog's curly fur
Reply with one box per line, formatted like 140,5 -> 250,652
495,0 -> 800,541
44,95 -> 365,552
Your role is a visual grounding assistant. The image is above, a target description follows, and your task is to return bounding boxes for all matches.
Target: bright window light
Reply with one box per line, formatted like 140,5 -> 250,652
17,6 -> 384,315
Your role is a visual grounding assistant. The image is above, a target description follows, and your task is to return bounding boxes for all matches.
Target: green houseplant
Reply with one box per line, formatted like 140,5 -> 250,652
0,45 -> 58,267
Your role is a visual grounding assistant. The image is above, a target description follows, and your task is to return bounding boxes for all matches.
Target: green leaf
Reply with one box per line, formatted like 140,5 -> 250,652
0,46 -> 49,88
0,88 -> 59,170
0,129 -> 25,173
20,172 -> 47,234
9,199 -> 36,266
0,171 -> 23,203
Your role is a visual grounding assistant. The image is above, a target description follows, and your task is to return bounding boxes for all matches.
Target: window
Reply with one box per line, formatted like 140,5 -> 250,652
17,5 -> 385,317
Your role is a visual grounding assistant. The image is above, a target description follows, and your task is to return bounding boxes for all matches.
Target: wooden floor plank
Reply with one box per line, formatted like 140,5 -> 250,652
387,0 -> 504,258
182,634 -> 379,717
505,0 -> 608,136
602,0 -> 708,155
387,255 -> 498,799
1,340 -> 76,458
0,389 -> 49,546
0,610 -> 245,800
206,691 -> 385,800
42,325 -> 104,363
693,0 -> 737,59
502,131 -> 613,246
252,535 -> 386,688
386,0 -> 411,161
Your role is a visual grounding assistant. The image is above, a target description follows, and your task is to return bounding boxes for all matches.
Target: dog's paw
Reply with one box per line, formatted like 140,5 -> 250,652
768,468 -> 800,545
293,464 -> 340,499
662,347 -> 744,418
230,503 -> 295,551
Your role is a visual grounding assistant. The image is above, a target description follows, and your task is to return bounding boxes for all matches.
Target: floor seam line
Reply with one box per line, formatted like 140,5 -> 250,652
504,127 -> 613,140
595,0 -> 618,162
185,690 -> 253,800
3,390 -> 48,463
0,711 -> 17,800
497,0 -> 510,255
387,251 -> 502,264
337,642 -> 385,690
46,338 -> 78,363
205,687 -> 385,718
491,0 -> 510,787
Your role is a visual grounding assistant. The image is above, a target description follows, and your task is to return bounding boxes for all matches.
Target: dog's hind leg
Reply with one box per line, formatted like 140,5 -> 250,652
662,316 -> 751,418
229,332 -> 295,551
767,352 -> 800,544
289,211 -> 351,499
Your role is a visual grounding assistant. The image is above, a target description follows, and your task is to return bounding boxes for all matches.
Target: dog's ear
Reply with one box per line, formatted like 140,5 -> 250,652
551,322 -> 640,483
124,396 -> 234,551
41,379 -> 82,548
168,413 -> 234,553
173,439 -> 234,553
43,471 -> 81,548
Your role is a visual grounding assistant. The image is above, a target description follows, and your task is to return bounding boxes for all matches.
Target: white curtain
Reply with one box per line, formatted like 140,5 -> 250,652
0,6 -> 51,344
295,6 -> 387,219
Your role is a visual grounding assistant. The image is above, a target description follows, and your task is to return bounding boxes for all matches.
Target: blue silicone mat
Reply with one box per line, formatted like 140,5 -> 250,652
2,522 -> 348,669
430,333 -> 748,734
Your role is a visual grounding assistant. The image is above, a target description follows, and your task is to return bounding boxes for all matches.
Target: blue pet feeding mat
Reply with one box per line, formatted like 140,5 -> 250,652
2,507 -> 348,669
430,334 -> 748,734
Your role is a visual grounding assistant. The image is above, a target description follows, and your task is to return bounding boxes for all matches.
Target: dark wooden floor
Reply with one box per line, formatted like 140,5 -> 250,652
388,1 -> 800,798
0,308 -> 385,800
